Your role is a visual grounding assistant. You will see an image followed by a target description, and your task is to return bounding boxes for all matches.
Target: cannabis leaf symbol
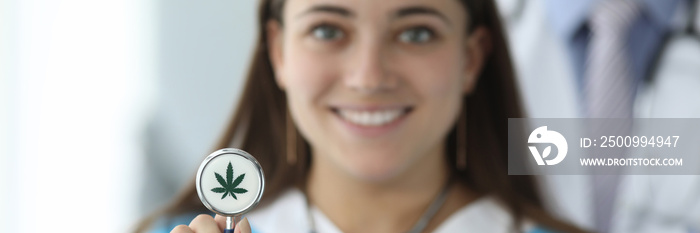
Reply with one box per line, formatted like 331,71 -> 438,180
210,161 -> 248,200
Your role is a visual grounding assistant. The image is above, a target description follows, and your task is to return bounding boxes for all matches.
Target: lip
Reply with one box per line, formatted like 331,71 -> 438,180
329,105 -> 413,138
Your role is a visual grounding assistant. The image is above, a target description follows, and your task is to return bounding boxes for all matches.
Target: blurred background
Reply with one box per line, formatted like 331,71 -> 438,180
1,0 -> 256,232
2,0 -> 699,232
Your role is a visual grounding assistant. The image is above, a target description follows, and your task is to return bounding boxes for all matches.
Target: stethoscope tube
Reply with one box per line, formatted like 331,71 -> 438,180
224,215 -> 242,233
224,216 -> 234,233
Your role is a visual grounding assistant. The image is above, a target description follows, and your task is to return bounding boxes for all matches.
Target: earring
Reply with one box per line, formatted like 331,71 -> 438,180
456,104 -> 467,170
286,108 -> 297,165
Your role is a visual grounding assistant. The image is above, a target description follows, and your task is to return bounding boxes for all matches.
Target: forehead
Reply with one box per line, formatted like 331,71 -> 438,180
283,0 -> 467,24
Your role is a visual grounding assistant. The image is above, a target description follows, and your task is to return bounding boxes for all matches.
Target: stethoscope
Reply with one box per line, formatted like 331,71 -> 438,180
195,148 -> 266,233
195,148 -> 450,233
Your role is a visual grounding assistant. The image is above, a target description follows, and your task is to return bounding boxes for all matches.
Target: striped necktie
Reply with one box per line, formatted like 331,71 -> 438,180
585,0 -> 640,232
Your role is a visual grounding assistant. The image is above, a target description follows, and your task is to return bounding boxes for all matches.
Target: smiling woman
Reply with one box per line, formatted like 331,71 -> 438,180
136,0 -> 588,232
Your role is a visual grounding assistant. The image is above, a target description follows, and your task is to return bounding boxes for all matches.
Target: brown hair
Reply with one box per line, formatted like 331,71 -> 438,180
135,0 -> 587,232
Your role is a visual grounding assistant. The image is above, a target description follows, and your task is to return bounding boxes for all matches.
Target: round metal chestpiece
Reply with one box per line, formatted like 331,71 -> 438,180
196,148 -> 265,216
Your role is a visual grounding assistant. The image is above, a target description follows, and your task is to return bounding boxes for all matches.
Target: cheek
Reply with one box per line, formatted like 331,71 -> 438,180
282,41 -> 339,104
396,45 -> 466,146
281,40 -> 342,142
399,46 -> 466,102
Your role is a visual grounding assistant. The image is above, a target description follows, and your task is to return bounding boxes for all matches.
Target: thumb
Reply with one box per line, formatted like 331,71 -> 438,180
234,217 -> 251,233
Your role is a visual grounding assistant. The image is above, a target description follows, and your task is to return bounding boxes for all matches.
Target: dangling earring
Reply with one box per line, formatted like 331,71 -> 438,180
286,108 -> 297,165
456,103 -> 467,170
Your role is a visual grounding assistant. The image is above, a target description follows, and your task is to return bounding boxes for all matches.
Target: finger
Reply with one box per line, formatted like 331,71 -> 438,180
234,217 -> 251,233
213,214 -> 227,231
189,214 -> 220,233
171,225 -> 195,233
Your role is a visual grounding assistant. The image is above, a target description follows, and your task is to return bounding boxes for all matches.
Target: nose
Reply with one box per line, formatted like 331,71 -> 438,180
344,38 -> 397,94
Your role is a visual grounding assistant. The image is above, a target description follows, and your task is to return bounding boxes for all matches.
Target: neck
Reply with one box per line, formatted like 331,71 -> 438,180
306,146 -> 472,233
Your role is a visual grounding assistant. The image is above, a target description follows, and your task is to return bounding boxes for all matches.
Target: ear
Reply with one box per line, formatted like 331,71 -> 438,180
462,26 -> 491,94
266,20 -> 286,90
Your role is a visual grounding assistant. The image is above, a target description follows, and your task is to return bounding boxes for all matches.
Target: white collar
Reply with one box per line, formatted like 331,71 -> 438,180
246,188 -> 534,233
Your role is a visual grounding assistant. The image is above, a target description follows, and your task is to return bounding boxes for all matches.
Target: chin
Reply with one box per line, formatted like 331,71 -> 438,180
342,151 -> 410,182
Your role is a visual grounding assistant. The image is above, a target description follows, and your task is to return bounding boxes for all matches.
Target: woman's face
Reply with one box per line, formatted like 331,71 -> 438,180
268,0 -> 487,181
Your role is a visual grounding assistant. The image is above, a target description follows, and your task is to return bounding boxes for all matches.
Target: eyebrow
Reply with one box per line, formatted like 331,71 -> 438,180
296,5 -> 354,19
394,6 -> 451,25
295,4 -> 451,25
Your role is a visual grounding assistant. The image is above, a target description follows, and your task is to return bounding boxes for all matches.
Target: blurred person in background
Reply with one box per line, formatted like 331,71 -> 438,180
135,0 -> 589,232
497,0 -> 700,232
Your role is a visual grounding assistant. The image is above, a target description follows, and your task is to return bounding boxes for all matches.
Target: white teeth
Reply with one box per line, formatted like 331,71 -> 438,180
337,109 -> 406,126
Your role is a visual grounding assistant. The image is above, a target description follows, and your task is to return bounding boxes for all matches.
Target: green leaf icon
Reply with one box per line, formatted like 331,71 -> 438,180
210,161 -> 248,200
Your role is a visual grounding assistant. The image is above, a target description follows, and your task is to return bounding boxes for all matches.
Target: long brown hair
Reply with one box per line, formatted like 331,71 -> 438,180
135,0 -> 587,232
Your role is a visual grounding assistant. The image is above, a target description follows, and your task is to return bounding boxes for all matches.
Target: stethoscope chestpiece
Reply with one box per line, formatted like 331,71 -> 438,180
196,148 -> 265,233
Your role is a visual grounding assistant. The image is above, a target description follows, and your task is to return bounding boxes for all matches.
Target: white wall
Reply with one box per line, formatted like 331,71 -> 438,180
2,0 -> 156,232
139,0 -> 256,219
0,0 -> 17,231
2,0 -> 256,231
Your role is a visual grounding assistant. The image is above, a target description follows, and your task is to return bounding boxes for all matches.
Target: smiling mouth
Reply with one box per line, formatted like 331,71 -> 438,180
332,107 -> 413,126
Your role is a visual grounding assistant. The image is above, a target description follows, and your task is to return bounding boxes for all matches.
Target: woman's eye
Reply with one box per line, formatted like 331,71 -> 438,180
311,25 -> 344,41
398,27 -> 434,43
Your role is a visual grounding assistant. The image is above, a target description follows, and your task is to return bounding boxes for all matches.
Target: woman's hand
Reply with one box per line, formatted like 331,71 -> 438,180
171,214 -> 251,233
